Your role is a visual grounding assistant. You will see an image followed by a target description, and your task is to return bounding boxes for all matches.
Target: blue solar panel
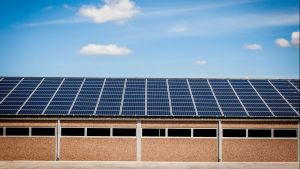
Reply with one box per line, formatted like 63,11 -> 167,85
95,79 -> 124,115
96,110 -> 119,115
43,78 -> 84,115
120,79 -> 145,116
69,79 -> 104,115
269,80 -> 300,113
229,80 -> 274,117
146,79 -> 171,116
168,79 -> 196,116
249,80 -> 299,116
247,112 -> 273,116
0,77 -> 299,118
288,80 -> 300,90
0,78 -> 42,115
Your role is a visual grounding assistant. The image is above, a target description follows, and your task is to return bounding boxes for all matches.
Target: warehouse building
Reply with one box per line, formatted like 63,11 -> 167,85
0,77 -> 299,162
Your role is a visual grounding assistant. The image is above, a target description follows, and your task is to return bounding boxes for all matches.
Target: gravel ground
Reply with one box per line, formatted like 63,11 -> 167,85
0,161 -> 298,169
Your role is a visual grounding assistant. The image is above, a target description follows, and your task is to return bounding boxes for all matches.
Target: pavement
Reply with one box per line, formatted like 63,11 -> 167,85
0,161 -> 298,169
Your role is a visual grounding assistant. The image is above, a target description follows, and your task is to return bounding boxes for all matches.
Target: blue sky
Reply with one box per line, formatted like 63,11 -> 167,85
0,0 -> 299,78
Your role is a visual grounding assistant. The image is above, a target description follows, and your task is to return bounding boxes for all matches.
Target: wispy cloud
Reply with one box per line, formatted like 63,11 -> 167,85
275,38 -> 290,47
142,0 -> 254,17
63,4 -> 72,9
21,17 -> 88,27
167,25 -> 188,33
239,13 -> 299,28
45,6 -> 53,10
194,60 -> 207,65
166,13 -> 299,37
244,44 -> 262,50
291,31 -> 299,47
79,0 -> 140,24
79,44 -> 131,56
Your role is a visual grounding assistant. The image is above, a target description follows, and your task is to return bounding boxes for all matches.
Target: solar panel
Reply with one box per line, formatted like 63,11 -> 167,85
0,77 -> 299,118
18,78 -> 63,115
96,78 -> 125,115
0,78 -> 23,103
188,79 -> 222,116
168,79 -> 196,116
269,80 -> 299,114
209,80 -> 248,117
289,80 -> 300,90
147,79 -> 171,116
229,80 -> 273,117
69,78 -> 104,115
120,79 -> 145,116
43,78 -> 84,115
0,78 -> 42,114
249,80 -> 298,117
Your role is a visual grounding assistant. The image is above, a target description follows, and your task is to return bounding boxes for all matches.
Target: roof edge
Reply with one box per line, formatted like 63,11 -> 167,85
1,76 -> 299,80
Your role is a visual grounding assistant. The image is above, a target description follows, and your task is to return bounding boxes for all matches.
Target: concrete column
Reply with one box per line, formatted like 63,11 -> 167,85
136,120 -> 142,161
298,120 -> 300,162
56,120 -> 61,161
218,120 -> 222,162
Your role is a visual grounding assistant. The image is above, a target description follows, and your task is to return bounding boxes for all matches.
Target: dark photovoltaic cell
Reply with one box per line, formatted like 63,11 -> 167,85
70,78 -> 104,115
96,79 -> 125,115
121,79 -> 145,116
249,80 -> 298,117
44,78 -> 84,115
209,80 -> 248,117
269,80 -> 300,114
147,79 -> 170,116
229,80 -> 273,117
0,77 -> 299,118
289,80 -> 300,90
0,78 -> 42,114
188,79 -> 222,116
19,78 -> 63,115
168,79 -> 196,116
0,78 -> 22,103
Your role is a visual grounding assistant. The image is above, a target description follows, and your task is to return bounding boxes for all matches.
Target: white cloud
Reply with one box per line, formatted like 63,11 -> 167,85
244,44 -> 262,50
79,44 -> 131,56
167,25 -> 188,33
194,60 -> 207,65
291,31 -> 299,46
79,0 -> 140,24
275,38 -> 290,47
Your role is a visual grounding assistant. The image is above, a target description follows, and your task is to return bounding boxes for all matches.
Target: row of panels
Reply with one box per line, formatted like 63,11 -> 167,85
0,77 -> 299,117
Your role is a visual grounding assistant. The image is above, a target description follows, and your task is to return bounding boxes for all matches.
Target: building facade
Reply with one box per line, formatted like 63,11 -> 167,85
0,77 -> 299,162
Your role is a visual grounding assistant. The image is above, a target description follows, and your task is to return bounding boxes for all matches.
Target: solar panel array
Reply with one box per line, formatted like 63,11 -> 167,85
0,77 -> 299,117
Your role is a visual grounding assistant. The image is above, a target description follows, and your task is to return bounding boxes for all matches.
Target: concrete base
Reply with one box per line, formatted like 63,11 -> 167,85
0,161 -> 298,169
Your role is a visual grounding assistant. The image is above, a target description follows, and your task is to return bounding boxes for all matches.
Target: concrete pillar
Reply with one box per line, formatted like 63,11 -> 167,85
136,120 -> 142,161
56,120 -> 61,161
218,120 -> 222,162
298,120 -> 300,162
